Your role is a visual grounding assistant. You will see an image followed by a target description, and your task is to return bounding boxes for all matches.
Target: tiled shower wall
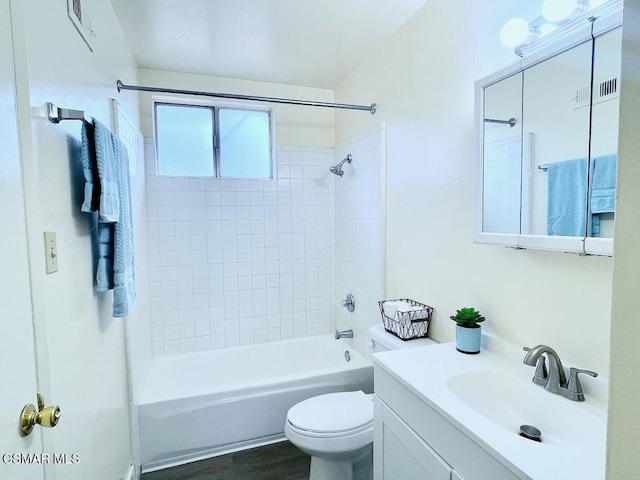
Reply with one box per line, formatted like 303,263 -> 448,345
335,127 -> 385,354
145,140 -> 336,355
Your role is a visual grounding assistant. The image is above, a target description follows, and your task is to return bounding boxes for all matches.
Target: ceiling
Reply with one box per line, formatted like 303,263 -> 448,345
110,0 -> 429,89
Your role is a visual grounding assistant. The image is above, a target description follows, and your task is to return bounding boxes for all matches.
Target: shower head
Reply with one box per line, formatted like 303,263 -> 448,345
330,154 -> 352,177
330,165 -> 344,176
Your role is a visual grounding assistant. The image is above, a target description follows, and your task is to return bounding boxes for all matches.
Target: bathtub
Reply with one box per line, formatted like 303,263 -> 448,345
138,335 -> 373,471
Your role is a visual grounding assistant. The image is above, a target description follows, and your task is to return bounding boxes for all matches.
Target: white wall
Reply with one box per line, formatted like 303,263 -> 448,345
334,126 -> 386,356
137,69 -> 335,148
145,141 -> 336,354
335,0 -> 613,377
13,0 -> 143,477
606,0 -> 640,475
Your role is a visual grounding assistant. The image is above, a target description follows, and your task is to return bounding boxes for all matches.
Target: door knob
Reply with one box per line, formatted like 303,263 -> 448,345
19,394 -> 61,436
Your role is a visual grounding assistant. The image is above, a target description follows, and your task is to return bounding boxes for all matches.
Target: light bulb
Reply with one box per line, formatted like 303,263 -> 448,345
542,0 -> 581,23
500,18 -> 531,48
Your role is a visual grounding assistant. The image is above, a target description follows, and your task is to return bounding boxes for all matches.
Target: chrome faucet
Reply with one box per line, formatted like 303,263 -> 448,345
523,345 -> 598,402
335,329 -> 354,340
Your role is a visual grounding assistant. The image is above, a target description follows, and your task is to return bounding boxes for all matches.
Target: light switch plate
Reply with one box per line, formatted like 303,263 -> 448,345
44,232 -> 58,274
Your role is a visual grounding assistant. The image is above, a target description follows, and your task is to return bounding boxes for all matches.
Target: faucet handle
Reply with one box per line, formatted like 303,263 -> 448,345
533,356 -> 548,386
566,367 -> 598,401
523,347 -> 548,386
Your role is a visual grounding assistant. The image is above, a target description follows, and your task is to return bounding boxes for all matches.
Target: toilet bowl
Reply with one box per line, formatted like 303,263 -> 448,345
285,391 -> 373,480
285,324 -> 436,480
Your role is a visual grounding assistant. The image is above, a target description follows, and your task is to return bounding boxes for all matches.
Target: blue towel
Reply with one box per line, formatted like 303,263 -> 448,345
80,123 -> 99,213
81,120 -> 136,317
547,158 -> 588,236
590,154 -> 617,214
81,122 -> 114,292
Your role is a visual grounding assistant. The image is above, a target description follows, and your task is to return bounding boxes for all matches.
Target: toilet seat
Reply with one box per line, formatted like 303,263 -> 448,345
286,391 -> 373,437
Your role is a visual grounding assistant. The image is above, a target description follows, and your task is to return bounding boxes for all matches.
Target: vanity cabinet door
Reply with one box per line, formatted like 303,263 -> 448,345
374,396 -> 452,480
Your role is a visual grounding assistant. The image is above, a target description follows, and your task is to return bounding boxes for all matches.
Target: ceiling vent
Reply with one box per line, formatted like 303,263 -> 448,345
573,77 -> 620,109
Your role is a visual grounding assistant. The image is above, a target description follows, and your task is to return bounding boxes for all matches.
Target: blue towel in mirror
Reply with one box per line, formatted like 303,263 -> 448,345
547,158 -> 588,236
590,154 -> 617,214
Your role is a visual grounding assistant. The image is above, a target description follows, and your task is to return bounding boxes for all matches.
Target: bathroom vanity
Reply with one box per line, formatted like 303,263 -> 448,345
372,342 -> 607,479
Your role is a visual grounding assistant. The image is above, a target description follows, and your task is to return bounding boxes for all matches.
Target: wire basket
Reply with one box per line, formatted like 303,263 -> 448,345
378,298 -> 433,341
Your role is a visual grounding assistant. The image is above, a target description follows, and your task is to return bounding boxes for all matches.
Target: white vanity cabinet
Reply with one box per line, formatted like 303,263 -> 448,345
374,397 -> 453,480
374,366 -> 523,480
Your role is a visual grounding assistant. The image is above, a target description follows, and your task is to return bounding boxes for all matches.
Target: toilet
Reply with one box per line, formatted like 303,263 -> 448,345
284,324 -> 437,480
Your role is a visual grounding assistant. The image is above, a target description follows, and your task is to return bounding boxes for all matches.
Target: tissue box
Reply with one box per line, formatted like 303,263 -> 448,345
378,298 -> 433,340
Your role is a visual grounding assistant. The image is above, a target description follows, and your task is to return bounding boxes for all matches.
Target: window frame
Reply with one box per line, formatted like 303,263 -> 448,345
153,98 -> 275,179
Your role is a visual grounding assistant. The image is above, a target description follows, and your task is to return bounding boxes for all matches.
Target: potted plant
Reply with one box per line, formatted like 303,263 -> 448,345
450,307 -> 485,354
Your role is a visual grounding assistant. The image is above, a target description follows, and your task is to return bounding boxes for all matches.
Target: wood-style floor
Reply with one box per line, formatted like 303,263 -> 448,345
141,441 -> 311,480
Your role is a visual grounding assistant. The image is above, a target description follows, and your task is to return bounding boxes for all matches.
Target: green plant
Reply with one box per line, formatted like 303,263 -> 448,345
450,307 -> 485,325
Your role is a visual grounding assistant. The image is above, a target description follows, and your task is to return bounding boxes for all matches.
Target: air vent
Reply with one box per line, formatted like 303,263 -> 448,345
573,86 -> 590,109
573,76 -> 620,109
596,77 -> 618,101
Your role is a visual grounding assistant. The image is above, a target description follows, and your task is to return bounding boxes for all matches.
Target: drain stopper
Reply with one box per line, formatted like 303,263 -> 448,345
519,425 -> 542,442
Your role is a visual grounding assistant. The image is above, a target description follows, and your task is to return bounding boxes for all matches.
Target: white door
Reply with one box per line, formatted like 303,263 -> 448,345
0,0 -> 45,478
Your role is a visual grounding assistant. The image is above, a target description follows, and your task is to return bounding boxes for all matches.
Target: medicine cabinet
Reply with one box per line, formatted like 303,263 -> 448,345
475,13 -> 621,256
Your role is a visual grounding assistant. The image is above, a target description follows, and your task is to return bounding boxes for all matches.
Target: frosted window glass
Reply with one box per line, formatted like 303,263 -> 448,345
156,104 -> 214,177
219,109 -> 271,178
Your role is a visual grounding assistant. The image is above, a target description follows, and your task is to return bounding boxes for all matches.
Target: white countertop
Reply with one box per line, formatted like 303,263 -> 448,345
373,341 -> 607,480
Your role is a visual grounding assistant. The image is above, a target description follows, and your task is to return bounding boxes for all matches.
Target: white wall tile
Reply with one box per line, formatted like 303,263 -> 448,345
145,143 -> 338,354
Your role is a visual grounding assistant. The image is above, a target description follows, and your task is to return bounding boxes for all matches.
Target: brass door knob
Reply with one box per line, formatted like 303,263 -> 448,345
19,394 -> 61,437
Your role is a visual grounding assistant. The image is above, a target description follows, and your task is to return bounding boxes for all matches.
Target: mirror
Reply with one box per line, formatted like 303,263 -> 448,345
523,39 -> 593,237
589,27 -> 621,239
478,25 -> 621,253
482,72 -> 523,234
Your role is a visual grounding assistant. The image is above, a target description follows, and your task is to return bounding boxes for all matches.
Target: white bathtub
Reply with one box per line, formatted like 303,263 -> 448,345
139,335 -> 373,471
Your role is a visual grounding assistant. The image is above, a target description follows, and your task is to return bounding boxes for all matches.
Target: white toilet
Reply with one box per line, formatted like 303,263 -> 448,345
284,324 -> 437,480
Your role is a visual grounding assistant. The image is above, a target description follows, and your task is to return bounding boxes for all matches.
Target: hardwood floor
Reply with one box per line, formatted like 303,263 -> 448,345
141,441 -> 311,480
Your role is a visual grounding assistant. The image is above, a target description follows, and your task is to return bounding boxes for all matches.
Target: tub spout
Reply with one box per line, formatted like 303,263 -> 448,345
335,329 -> 354,339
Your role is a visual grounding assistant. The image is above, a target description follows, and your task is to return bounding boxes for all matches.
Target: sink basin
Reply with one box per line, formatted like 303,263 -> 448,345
446,369 -> 604,445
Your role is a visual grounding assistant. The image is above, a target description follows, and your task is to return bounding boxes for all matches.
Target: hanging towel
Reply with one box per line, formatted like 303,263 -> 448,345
81,122 -> 114,292
80,122 -> 100,213
590,154 -> 617,214
82,120 -> 136,317
547,158 -> 588,236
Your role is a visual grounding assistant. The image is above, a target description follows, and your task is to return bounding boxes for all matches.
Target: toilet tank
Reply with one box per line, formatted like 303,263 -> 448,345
367,323 -> 436,353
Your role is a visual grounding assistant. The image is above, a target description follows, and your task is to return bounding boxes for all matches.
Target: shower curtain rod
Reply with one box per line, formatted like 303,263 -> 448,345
116,80 -> 377,114
484,117 -> 517,127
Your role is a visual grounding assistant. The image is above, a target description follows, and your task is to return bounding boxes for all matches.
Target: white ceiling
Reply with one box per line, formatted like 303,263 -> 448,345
110,0 -> 429,89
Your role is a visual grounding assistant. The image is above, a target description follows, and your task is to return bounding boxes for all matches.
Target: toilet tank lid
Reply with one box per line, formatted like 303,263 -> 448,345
368,323 -> 436,349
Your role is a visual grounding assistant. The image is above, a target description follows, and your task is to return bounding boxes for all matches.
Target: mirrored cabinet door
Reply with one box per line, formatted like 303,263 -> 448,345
476,16 -> 620,255
588,27 -> 621,240
522,40 -> 593,238
482,73 -> 523,235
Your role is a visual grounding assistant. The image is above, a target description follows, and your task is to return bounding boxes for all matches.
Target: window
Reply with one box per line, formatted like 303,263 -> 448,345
155,103 -> 272,178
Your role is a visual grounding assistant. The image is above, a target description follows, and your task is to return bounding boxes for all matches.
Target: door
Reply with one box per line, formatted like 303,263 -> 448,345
0,0 -> 45,478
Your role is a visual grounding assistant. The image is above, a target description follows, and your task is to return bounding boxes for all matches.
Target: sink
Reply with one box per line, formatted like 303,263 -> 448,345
446,369 -> 604,445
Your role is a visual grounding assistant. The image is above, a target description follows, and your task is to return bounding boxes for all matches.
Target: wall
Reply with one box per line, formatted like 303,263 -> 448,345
146,141 -> 336,354
114,101 -> 151,476
334,126 -> 386,355
137,69 -> 335,148
606,0 -> 640,475
13,0 -> 144,478
335,0 -> 613,377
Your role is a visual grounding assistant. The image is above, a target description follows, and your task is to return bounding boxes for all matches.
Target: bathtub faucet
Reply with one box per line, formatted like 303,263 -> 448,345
335,329 -> 354,340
